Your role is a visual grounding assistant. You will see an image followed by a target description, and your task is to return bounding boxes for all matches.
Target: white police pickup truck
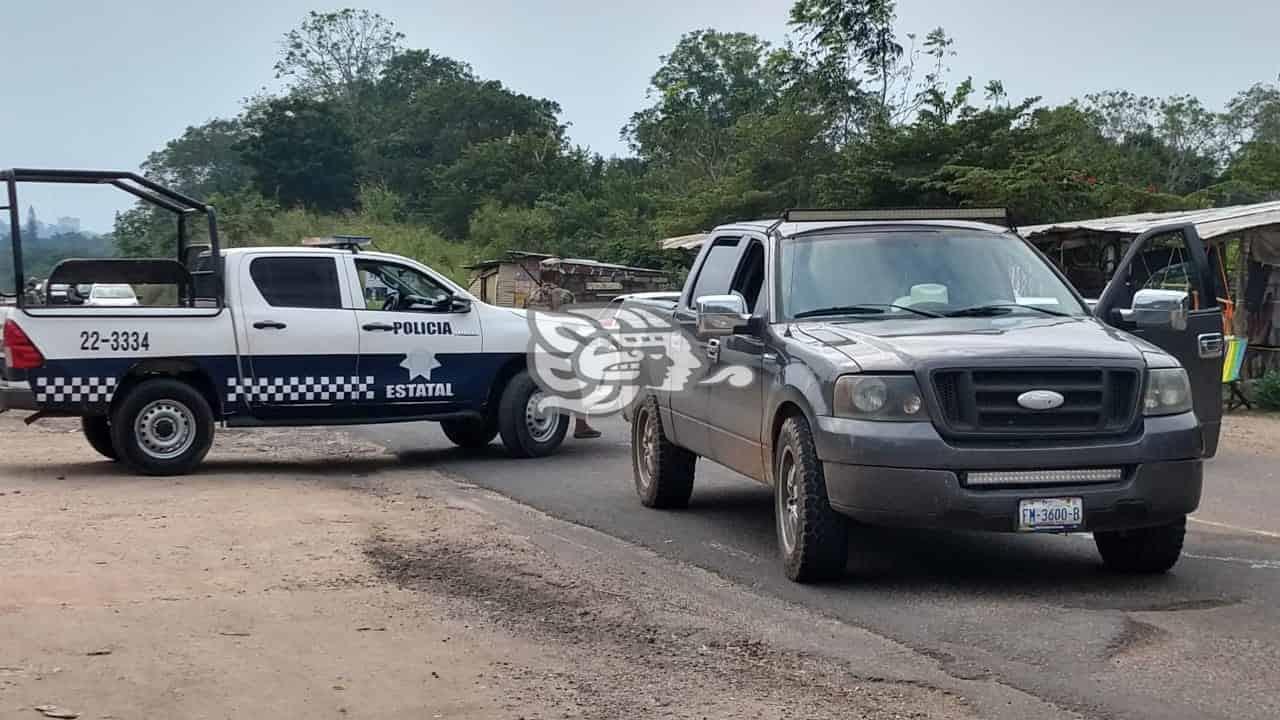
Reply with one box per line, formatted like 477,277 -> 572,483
0,169 -> 567,474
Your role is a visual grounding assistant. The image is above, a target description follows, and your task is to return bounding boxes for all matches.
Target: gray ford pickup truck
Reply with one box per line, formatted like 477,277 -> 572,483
629,209 -> 1224,583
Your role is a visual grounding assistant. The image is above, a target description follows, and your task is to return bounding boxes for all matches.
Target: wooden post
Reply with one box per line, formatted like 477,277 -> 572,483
1233,234 -> 1252,338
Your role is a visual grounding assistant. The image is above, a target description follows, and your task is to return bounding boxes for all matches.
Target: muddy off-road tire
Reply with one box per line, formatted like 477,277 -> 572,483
631,395 -> 696,508
441,416 -> 499,449
1095,517 -> 1186,574
497,370 -> 569,458
81,415 -> 118,461
110,378 -> 215,476
775,415 -> 849,583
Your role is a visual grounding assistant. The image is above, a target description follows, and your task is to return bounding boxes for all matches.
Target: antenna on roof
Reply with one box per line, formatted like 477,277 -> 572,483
300,235 -> 372,252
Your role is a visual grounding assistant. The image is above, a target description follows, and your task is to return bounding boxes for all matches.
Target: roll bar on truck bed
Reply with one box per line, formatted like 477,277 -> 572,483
1,168 -> 222,306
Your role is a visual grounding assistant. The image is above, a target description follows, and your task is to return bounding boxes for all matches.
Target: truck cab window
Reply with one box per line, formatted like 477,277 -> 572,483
249,256 -> 342,309
731,240 -> 765,312
356,259 -> 451,312
687,237 -> 741,306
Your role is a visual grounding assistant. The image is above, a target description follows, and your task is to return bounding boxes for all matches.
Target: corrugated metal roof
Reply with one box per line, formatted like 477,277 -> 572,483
1021,200 -> 1280,241
660,232 -> 710,251
540,257 -> 667,275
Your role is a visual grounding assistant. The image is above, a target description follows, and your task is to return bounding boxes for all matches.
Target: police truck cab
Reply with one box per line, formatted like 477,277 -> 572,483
0,169 -> 568,474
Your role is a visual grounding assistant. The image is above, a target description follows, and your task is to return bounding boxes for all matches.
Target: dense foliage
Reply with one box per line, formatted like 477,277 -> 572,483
110,2 -> 1280,281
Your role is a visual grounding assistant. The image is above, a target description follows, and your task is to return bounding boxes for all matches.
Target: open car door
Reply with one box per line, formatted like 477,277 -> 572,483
1095,223 -> 1224,457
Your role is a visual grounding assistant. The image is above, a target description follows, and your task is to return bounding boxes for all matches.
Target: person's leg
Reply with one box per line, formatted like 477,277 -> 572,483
573,415 -> 601,439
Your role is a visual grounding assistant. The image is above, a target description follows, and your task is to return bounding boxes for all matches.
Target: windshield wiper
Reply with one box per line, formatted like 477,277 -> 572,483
946,303 -> 1069,318
794,303 -> 943,319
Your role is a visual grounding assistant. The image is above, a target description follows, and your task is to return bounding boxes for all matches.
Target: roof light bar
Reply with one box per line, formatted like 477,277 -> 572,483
300,235 -> 372,250
783,208 -> 1010,225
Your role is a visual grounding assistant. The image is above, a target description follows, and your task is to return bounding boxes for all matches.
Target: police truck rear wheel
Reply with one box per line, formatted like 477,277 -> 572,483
498,371 -> 568,458
81,416 -> 118,461
441,417 -> 499,449
110,379 -> 214,476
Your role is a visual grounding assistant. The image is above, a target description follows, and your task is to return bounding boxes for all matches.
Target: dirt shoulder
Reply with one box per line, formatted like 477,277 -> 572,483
0,415 -> 1054,720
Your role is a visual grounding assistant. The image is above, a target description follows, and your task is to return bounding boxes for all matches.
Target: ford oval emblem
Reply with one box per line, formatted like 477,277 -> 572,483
1017,390 -> 1065,411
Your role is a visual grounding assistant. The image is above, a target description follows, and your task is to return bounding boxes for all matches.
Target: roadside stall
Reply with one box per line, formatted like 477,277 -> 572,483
1022,201 -> 1280,386
466,250 -> 671,308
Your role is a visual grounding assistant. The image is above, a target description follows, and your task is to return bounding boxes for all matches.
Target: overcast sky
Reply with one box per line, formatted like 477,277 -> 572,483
3,0 -> 1277,231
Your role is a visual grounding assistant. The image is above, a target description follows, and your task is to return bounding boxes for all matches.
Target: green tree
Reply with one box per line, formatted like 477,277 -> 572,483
141,118 -> 252,198
23,206 -> 38,242
274,8 -> 404,117
625,30 -> 785,179
238,95 -> 358,212
361,50 -> 563,212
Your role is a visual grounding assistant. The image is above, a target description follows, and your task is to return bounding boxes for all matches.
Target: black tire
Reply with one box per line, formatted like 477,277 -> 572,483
440,416 -> 499,449
775,415 -> 849,583
81,415 -> 118,461
497,370 -> 569,458
110,378 -> 215,476
631,395 -> 696,509
1094,517 -> 1186,574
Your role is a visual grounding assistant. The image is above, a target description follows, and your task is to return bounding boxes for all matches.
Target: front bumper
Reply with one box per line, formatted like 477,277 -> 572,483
0,378 -> 36,412
815,413 -> 1203,533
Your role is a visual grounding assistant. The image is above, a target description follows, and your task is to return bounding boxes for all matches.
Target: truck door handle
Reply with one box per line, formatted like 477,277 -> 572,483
362,322 -> 395,332
253,320 -> 287,330
706,338 -> 721,363
1198,332 -> 1224,359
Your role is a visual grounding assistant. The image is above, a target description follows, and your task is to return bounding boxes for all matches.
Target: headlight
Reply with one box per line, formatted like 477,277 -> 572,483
833,375 -> 926,421
1143,368 -> 1193,416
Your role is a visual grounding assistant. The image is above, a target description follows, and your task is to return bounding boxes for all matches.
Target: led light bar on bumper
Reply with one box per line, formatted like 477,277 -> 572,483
965,468 -> 1124,487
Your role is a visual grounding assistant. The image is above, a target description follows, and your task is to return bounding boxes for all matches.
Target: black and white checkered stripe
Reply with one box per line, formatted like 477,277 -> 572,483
34,376 -> 118,404
227,376 -> 376,403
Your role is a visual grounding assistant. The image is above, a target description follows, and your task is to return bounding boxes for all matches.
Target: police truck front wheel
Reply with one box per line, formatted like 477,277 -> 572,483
110,379 -> 215,476
497,371 -> 568,458
81,416 -> 117,461
441,416 -> 499,449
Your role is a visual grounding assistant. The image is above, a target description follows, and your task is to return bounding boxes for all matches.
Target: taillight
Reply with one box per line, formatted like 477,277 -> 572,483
2,320 -> 44,369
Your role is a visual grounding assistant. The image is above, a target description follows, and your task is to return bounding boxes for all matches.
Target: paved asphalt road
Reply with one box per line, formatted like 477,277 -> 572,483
356,417 -> 1280,720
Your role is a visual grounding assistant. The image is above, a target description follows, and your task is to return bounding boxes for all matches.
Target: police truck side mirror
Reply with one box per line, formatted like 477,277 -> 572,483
448,295 -> 472,313
1117,289 -> 1189,331
695,294 -> 750,337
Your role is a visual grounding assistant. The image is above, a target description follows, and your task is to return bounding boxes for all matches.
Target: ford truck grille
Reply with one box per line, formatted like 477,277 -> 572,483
931,367 -> 1140,439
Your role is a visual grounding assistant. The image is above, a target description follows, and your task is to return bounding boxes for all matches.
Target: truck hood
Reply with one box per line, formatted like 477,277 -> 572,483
792,315 -> 1162,372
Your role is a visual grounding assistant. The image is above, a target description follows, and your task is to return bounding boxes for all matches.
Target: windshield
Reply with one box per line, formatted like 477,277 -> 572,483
778,229 -> 1086,320
91,284 -> 136,299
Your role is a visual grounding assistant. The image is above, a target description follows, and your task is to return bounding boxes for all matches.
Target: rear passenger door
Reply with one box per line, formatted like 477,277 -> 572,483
237,253 -> 361,420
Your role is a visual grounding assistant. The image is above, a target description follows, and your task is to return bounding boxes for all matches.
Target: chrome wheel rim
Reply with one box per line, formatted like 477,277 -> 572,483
134,399 -> 196,460
635,408 -> 658,491
777,448 -> 800,554
524,390 -> 558,444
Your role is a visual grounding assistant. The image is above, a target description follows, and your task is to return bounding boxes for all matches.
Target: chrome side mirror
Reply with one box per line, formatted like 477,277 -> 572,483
1120,288 -> 1189,331
695,294 -> 750,337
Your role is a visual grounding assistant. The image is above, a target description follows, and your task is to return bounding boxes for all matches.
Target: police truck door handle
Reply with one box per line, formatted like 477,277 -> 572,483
362,322 -> 395,332
252,320 -> 287,330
